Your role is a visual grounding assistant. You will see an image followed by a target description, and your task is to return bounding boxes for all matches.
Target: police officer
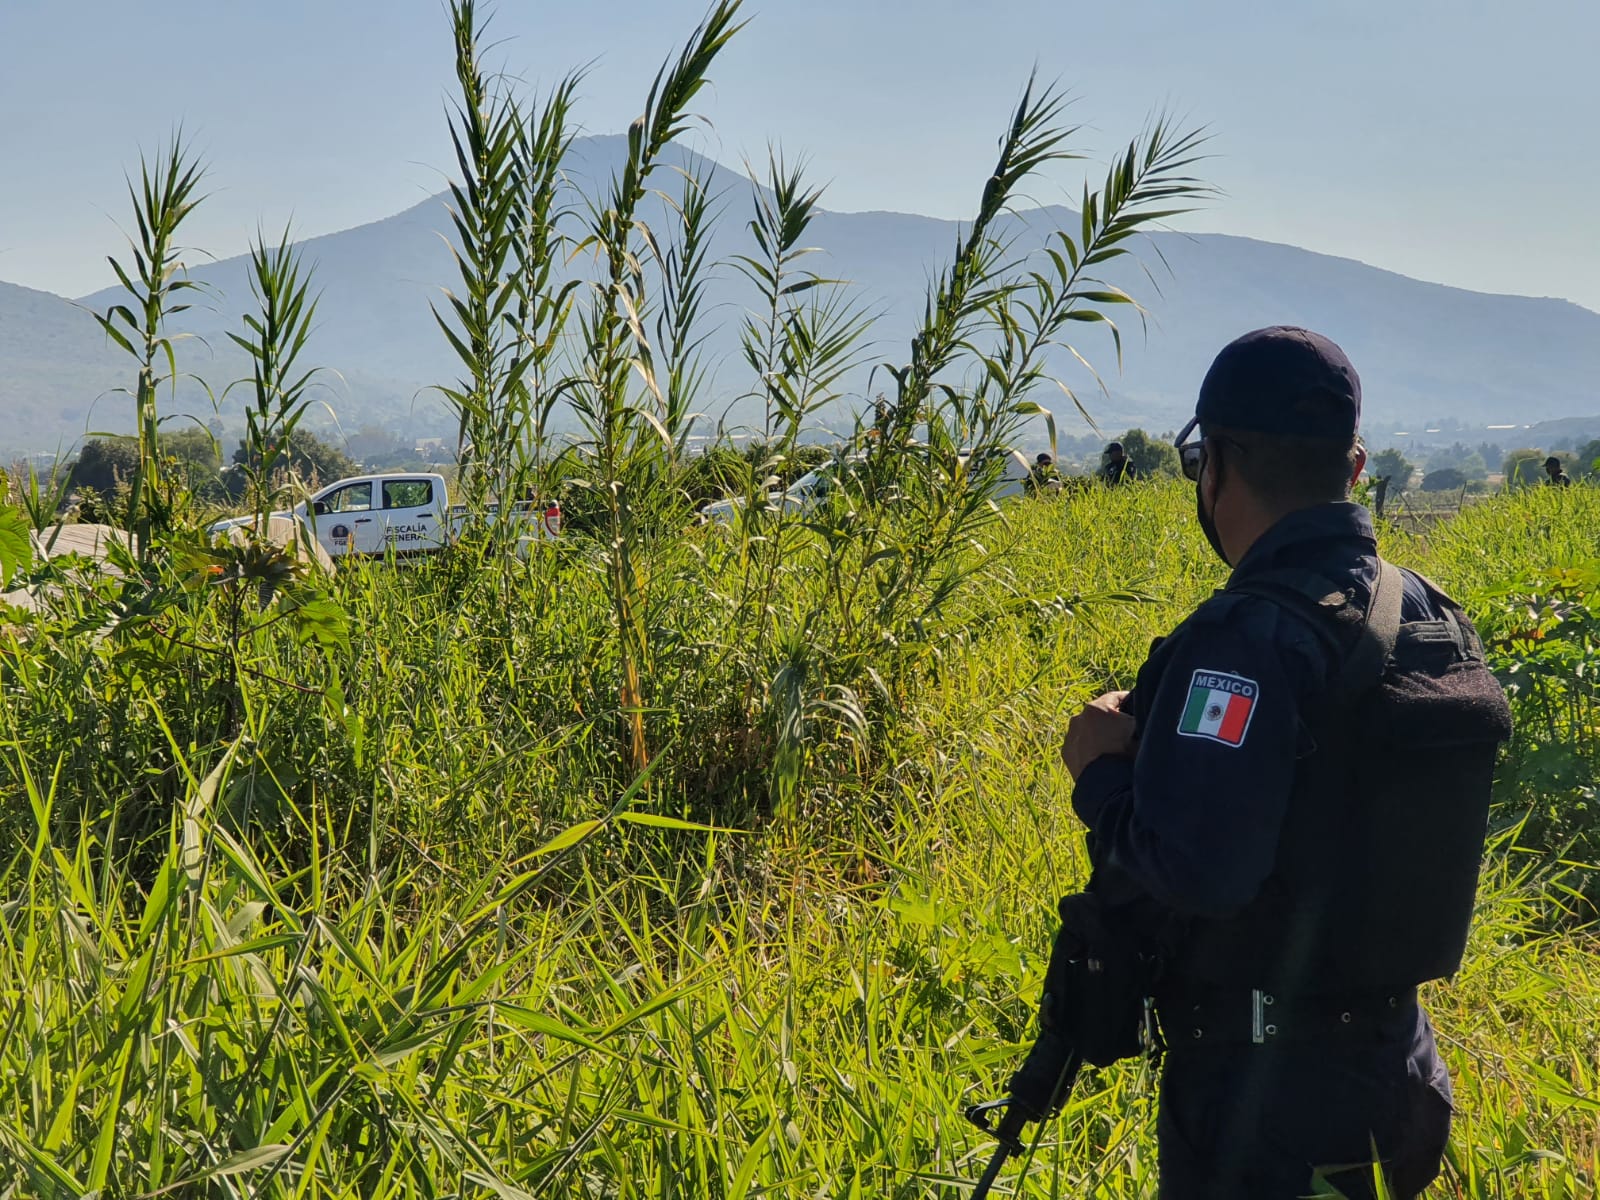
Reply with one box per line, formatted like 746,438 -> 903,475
1028,452 -> 1063,496
1101,441 -> 1137,486
1371,472 -> 1390,517
1058,327 -> 1511,1198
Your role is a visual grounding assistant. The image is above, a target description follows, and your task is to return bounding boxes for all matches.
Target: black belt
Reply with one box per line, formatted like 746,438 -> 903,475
1156,986 -> 1418,1047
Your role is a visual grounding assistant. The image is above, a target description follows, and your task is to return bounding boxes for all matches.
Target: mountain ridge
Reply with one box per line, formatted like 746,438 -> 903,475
3,134 -> 1596,455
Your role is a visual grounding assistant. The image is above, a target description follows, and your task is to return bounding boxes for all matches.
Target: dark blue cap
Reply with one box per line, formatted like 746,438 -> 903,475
1196,326 -> 1361,441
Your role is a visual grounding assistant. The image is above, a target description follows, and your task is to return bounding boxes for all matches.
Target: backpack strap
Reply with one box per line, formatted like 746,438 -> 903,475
1334,558 -> 1404,697
1225,559 -> 1406,699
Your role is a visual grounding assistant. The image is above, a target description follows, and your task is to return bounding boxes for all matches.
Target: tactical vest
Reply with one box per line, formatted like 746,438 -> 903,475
1167,560 -> 1513,996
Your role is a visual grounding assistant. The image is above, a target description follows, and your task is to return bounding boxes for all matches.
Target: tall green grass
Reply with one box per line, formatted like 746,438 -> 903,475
1389,486 -> 1600,905
3,483 -> 1597,1197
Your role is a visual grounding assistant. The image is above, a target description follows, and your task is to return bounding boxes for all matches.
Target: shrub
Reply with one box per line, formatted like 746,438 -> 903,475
1576,437 -> 1600,478
67,438 -> 141,495
1421,466 -> 1467,492
1117,428 -> 1179,478
1472,561 -> 1600,907
227,429 -> 358,497
1502,448 -> 1547,487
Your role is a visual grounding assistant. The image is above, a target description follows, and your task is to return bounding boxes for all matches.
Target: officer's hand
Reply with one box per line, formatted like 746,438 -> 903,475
1060,690 -> 1136,780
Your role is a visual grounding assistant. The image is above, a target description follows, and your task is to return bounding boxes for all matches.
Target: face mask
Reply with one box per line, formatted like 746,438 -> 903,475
1195,464 -> 1230,565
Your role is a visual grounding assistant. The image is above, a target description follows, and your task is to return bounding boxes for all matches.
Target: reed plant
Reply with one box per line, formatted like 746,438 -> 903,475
412,0 -> 1211,804
93,134 -> 208,562
509,75 -> 584,515
434,0 -> 528,517
227,227 -> 325,532
564,0 -> 745,775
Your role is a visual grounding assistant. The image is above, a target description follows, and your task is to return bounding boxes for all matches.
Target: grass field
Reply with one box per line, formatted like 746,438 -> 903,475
1,479 -> 1596,1198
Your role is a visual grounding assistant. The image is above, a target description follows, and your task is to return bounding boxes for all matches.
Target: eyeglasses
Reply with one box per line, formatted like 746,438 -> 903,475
1174,416 -> 1204,482
1172,417 -> 1249,482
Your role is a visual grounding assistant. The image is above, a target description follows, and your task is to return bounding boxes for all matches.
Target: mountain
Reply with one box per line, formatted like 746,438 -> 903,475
0,281 -> 132,452
4,134 -> 1598,456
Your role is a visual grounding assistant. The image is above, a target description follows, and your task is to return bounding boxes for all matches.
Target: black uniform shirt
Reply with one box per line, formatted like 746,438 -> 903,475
1072,502 -> 1436,919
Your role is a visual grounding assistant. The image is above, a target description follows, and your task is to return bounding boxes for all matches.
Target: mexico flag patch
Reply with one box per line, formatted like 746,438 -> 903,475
1177,669 -> 1259,747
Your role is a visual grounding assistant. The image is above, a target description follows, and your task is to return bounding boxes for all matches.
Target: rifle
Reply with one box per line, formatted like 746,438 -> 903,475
963,1016 -> 1082,1198
964,887 -> 1162,1197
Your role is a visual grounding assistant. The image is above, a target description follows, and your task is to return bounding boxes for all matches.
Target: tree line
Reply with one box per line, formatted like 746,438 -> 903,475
1369,438 -> 1600,493
61,428 -> 361,511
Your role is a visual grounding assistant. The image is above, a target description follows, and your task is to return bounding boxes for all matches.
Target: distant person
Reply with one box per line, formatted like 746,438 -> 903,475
1028,452 -> 1063,496
1544,456 -> 1572,487
1373,474 -> 1390,517
1100,441 -> 1138,486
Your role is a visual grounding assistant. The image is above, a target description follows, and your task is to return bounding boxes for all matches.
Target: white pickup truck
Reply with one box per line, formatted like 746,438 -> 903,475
209,472 -> 561,560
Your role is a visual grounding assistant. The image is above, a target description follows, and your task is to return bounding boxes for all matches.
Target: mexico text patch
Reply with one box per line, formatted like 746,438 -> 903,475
1176,669 -> 1258,747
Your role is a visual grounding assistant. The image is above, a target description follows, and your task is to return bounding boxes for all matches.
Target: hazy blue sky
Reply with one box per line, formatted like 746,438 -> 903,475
3,0 -> 1596,308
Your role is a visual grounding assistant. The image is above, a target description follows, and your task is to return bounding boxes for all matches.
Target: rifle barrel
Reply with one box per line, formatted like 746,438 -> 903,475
970,1140 -> 1013,1200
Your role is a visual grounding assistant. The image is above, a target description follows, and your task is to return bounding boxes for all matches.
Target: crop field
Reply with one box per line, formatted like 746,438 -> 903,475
2,2 -> 1598,1195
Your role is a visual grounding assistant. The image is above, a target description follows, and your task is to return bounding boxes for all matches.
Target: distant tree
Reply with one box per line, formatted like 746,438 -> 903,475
162,426 -> 226,501
1576,438 -> 1600,479
1420,466 -> 1467,492
345,424 -> 422,469
1425,445 -> 1487,482
1118,428 -> 1179,478
163,426 -> 222,471
70,430 -> 233,506
229,429 -> 358,498
1424,442 -> 1488,479
68,438 -> 141,495
1425,443 -> 1463,470
1368,448 -> 1415,491
1501,449 -> 1546,488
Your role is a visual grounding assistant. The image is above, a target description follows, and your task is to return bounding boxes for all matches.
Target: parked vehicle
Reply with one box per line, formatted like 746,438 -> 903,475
697,458 -> 853,525
958,446 -> 1035,498
697,447 -> 1034,525
208,472 -> 561,560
